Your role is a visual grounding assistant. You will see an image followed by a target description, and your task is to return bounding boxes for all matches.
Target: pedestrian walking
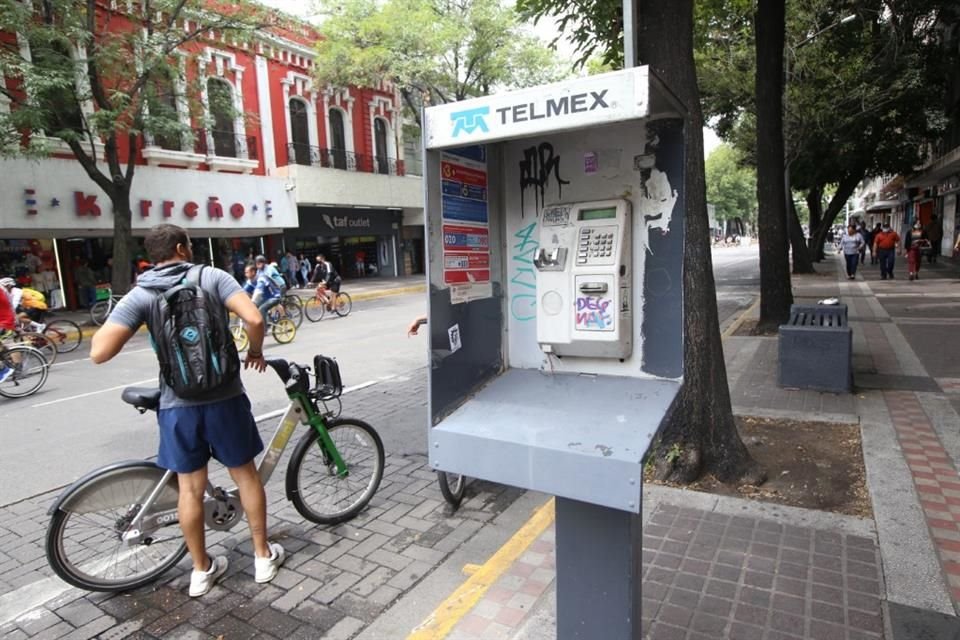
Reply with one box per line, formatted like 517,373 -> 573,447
925,214 -> 943,264
285,251 -> 299,289
873,222 -> 901,280
840,224 -> 865,279
870,223 -> 882,264
905,221 -> 931,281
857,222 -> 868,265
298,253 -> 311,288
90,223 -> 286,598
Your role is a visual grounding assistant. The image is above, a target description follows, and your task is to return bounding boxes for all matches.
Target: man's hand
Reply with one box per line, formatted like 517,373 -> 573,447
407,315 -> 427,337
244,351 -> 267,372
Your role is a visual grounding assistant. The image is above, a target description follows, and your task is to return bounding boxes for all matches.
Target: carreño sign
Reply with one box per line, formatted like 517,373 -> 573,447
425,67 -> 660,149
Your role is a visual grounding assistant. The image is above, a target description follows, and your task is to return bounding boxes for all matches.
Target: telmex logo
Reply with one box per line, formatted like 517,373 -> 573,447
449,89 -> 612,137
451,107 -> 490,138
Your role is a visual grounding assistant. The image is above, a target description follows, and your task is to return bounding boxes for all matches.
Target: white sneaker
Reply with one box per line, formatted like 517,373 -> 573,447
188,555 -> 229,597
254,542 -> 286,583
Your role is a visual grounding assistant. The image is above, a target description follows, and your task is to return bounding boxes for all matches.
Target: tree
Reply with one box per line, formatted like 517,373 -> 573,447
520,0 -> 764,484
312,0 -> 568,125
705,143 -> 757,232
754,0 -> 793,329
0,1 -> 269,293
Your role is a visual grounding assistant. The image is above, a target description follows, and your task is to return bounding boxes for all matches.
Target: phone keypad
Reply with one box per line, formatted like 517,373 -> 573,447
578,228 -> 615,264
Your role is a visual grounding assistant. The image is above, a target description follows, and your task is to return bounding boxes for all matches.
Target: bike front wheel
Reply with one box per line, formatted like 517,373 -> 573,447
231,324 -> 249,352
284,298 -> 304,328
0,345 -> 49,398
44,319 -> 83,353
272,318 -> 297,344
304,297 -> 325,322
46,461 -> 186,592
333,292 -> 352,317
286,418 -> 385,525
437,471 -> 466,509
90,299 -> 113,326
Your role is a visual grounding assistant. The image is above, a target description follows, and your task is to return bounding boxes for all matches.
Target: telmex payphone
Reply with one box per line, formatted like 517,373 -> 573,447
533,199 -> 632,359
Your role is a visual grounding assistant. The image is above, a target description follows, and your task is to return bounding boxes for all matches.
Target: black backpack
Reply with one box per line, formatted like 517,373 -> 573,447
145,265 -> 240,398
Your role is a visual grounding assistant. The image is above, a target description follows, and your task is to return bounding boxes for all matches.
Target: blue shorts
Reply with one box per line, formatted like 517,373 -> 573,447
157,394 -> 264,473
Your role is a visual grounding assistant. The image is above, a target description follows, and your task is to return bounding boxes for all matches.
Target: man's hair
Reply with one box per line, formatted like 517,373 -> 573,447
255,255 -> 267,264
144,224 -> 189,263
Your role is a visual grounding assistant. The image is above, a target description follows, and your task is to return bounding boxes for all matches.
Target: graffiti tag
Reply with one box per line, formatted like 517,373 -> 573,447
575,296 -> 613,329
519,142 -> 570,216
510,221 -> 539,321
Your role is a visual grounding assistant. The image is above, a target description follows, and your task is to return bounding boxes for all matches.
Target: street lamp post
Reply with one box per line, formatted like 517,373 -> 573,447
783,14 -> 856,251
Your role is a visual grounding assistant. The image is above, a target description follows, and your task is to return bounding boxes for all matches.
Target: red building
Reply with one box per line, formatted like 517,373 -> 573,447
0,3 -> 424,309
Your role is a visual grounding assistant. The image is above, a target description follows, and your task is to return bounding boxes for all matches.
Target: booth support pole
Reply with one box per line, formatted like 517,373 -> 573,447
555,497 -> 643,639
623,0 -> 637,68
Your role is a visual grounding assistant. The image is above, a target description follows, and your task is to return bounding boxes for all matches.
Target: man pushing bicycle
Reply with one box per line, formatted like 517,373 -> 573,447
90,223 -> 286,597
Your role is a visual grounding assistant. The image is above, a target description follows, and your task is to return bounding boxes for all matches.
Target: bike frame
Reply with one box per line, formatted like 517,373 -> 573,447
121,390 -> 348,545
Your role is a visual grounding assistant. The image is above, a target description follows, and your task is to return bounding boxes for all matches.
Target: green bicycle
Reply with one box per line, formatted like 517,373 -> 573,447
45,355 -> 385,592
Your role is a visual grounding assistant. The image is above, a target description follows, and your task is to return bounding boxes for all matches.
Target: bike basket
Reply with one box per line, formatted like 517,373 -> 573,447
313,355 -> 343,399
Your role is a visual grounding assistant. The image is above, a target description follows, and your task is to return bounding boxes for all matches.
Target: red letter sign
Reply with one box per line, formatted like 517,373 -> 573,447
74,192 -> 101,217
183,201 -> 198,218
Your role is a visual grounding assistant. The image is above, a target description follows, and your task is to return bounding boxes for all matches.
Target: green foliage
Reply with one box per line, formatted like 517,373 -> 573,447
517,0 -> 621,69
705,143 -> 757,227
313,0 -> 570,121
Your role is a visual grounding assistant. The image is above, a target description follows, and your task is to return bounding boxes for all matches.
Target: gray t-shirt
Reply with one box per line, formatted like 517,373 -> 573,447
840,232 -> 864,256
108,262 -> 245,409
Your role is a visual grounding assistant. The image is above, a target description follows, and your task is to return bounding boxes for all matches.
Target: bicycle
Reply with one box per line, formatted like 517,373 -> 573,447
17,309 -> 83,355
231,304 -> 297,351
0,342 -> 50,399
90,290 -> 124,326
304,288 -> 352,322
45,355 -> 385,592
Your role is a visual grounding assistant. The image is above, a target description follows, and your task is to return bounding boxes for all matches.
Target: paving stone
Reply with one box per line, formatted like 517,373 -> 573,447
312,570 -> 362,605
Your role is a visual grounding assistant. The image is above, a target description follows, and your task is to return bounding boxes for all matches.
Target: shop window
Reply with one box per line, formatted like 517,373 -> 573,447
206,78 -> 236,157
30,38 -> 85,137
329,108 -> 347,169
289,98 -> 311,165
148,70 -> 182,151
374,117 -> 389,174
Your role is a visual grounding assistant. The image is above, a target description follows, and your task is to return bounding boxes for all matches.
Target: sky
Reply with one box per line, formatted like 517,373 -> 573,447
258,0 -> 723,159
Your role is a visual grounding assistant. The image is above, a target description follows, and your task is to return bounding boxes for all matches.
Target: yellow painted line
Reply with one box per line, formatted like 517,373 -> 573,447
349,284 -> 426,302
461,563 -> 481,576
407,498 -> 555,640
721,297 -> 760,340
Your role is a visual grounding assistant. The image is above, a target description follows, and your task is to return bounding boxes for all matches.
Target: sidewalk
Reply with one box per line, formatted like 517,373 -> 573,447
408,252 -> 960,639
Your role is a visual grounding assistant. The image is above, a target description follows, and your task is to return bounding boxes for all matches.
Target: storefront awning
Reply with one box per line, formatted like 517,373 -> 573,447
906,145 -> 960,189
866,199 -> 899,212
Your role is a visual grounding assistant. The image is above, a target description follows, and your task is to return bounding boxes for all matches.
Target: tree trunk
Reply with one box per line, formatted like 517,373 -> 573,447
807,173 -> 863,267
754,0 -> 793,331
806,186 -> 825,261
637,0 -> 764,485
110,187 -> 134,295
789,199 -> 815,273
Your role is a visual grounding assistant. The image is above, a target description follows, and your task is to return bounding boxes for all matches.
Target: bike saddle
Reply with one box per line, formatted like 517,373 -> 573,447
121,387 -> 161,411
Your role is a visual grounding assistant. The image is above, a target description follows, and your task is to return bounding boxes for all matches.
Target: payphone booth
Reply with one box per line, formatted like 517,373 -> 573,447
422,66 -> 686,639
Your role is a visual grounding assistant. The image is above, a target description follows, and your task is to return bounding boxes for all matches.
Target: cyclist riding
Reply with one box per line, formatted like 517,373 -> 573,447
0,277 -> 17,383
255,255 -> 287,295
312,253 -> 341,312
243,263 -> 282,324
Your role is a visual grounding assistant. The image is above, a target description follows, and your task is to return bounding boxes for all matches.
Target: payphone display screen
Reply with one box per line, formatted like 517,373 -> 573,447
579,207 -> 617,221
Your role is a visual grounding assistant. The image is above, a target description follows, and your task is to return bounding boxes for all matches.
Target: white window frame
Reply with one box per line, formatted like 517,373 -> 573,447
323,87 -> 355,159
198,47 -> 258,173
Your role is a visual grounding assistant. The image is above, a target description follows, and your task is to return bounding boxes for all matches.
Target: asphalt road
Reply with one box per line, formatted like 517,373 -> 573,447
0,245 -> 759,507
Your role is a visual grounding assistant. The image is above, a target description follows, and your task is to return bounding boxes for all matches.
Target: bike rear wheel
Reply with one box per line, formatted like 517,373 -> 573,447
44,319 -> 83,353
272,318 -> 297,344
46,461 -> 186,592
304,297 -> 325,322
437,471 -> 466,509
90,299 -> 113,326
334,292 -> 352,317
0,345 -> 49,398
286,418 -> 385,525
283,297 -> 304,328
